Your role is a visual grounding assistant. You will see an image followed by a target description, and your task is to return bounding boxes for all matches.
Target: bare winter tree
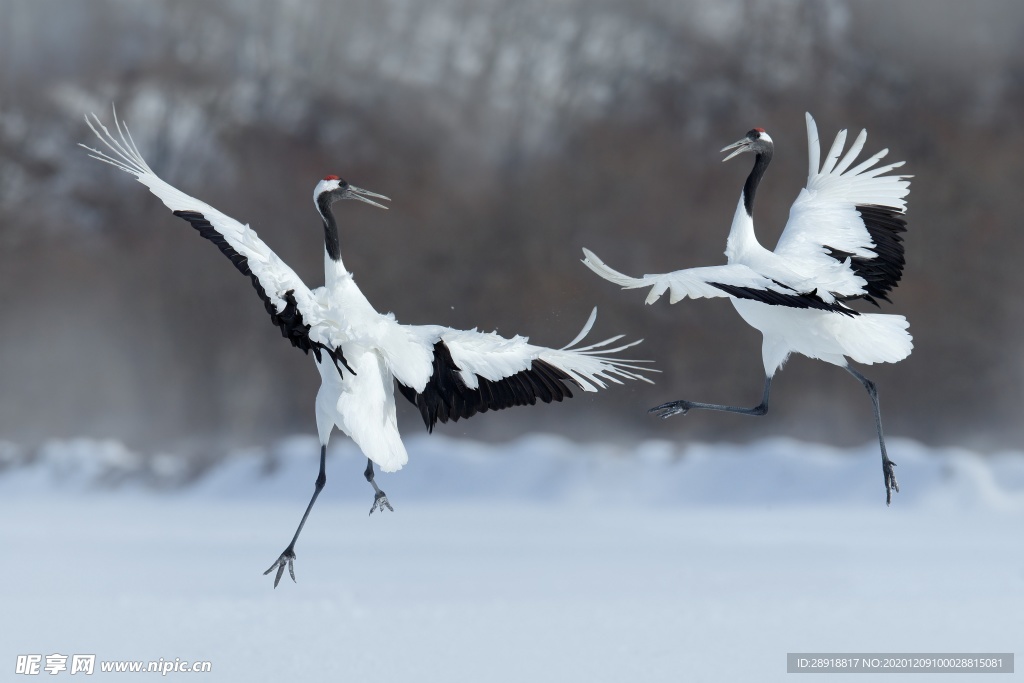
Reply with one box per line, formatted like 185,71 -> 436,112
0,0 -> 1022,451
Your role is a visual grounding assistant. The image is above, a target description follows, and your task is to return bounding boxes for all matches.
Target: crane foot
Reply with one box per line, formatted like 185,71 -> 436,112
648,401 -> 692,419
369,490 -> 393,516
883,458 -> 899,506
263,547 -> 297,588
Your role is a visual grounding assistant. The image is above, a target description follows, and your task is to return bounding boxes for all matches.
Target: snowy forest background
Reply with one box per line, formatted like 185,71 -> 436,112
1,0 -> 1023,455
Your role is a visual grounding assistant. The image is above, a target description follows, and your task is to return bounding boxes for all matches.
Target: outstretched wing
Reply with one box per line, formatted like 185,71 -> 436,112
773,113 -> 911,305
81,110 -> 351,375
388,308 -> 655,432
581,248 -> 855,315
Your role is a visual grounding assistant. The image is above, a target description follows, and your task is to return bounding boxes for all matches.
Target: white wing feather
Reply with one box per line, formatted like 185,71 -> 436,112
581,248 -> 796,305
391,309 -> 653,394
773,113 -> 911,284
81,110 -> 346,350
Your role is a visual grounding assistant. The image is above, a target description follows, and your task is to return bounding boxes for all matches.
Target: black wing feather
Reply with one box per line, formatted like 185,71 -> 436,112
708,281 -> 858,317
825,204 -> 907,306
398,341 -> 574,432
172,210 -> 352,375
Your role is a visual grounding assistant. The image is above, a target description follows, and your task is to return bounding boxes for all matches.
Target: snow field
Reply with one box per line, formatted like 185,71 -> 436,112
1,435 -> 1021,681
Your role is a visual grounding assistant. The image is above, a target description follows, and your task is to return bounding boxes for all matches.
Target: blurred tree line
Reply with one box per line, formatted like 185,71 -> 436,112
1,0 -> 1022,451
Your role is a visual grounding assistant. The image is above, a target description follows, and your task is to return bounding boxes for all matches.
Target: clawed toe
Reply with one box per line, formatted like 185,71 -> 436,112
369,490 -> 394,516
883,459 -> 899,506
648,401 -> 690,419
263,548 -> 297,588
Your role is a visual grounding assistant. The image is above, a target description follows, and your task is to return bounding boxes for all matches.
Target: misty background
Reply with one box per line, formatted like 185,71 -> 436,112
1,0 -> 1022,459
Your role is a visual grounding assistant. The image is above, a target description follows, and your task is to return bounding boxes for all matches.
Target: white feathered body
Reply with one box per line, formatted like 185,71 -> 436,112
82,111 -> 652,477
583,113 -> 913,377
306,256 -> 649,472
724,195 -> 912,375
311,266 -> 408,473
731,299 -> 911,375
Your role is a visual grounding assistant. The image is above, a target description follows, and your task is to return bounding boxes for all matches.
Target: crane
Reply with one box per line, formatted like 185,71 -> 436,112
82,110 -> 653,587
582,113 -> 911,505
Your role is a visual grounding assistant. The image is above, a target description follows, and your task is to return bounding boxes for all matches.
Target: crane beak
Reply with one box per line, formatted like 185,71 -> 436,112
347,185 -> 391,210
720,138 -> 751,162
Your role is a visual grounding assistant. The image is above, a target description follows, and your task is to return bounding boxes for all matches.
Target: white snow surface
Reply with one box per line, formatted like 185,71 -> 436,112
1,434 -> 1022,681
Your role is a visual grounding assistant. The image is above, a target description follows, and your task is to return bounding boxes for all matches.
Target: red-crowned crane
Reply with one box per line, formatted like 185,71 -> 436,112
82,111 -> 653,587
582,113 -> 911,505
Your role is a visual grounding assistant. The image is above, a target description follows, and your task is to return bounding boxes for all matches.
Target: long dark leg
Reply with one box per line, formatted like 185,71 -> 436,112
650,375 -> 772,419
364,458 -> 393,515
263,444 -> 328,588
845,365 -> 899,505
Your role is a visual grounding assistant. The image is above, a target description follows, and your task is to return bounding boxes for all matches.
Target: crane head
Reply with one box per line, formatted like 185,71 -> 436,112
314,175 -> 391,210
721,128 -> 773,162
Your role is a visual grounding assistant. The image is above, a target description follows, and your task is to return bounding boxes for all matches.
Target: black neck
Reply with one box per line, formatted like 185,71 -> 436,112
317,195 -> 342,261
743,147 -> 773,217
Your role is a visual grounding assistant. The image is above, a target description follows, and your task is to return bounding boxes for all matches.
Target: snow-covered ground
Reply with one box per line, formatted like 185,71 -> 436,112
1,435 -> 1021,681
